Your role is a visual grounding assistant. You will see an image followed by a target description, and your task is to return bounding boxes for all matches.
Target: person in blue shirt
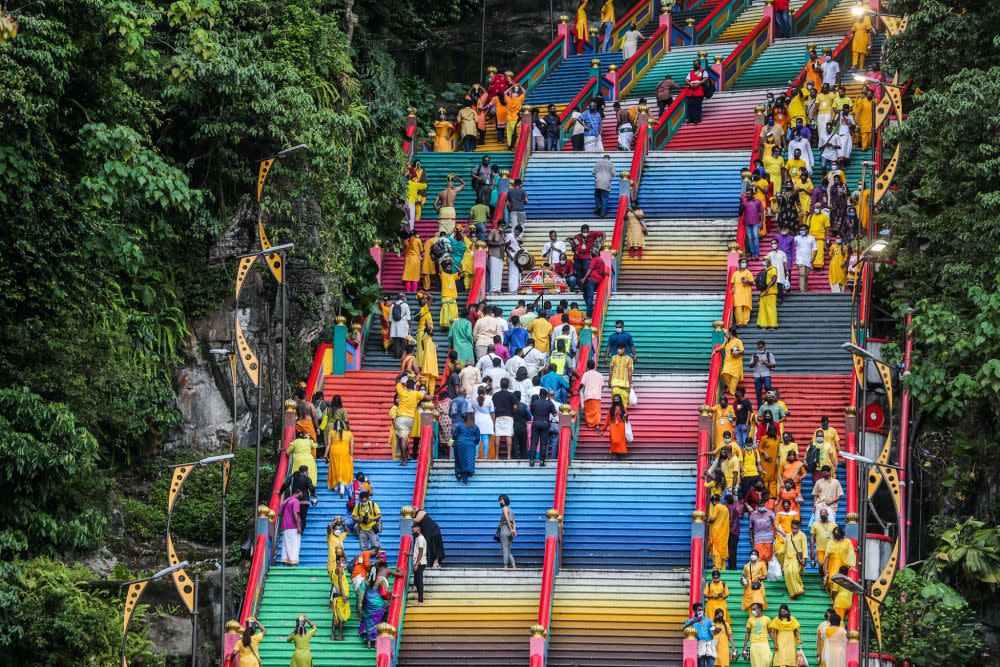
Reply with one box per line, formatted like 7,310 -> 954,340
605,320 -> 637,362
579,101 -> 604,152
504,315 -> 530,354
683,602 -> 722,667
540,363 -> 571,403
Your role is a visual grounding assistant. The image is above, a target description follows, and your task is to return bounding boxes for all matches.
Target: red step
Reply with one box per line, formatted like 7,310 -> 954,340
576,374 -> 705,460
321,370 -> 398,459
665,90 -> 760,151
734,373 -> 852,450
379,219 -> 441,293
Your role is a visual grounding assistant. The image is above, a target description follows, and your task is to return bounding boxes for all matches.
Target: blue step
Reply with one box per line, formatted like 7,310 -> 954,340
562,462 -> 697,568
422,462 -> 556,568
636,151 -> 750,217
278,459 -> 415,566
523,152 -> 635,219
527,53 -> 625,105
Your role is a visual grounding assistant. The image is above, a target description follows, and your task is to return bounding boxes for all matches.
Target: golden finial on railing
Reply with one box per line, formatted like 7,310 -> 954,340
559,14 -> 570,23
530,624 -> 549,638
686,17 -> 696,26
591,57 -> 601,67
607,63 -> 618,72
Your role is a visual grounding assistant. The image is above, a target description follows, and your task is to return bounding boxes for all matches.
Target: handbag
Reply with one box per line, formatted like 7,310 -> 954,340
624,420 -> 635,443
492,527 -> 502,543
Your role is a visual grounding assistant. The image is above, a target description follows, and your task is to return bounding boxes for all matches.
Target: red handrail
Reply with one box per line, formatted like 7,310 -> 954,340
238,343 -> 330,623
377,415 -> 435,667
614,0 -> 651,33
493,114 -> 535,226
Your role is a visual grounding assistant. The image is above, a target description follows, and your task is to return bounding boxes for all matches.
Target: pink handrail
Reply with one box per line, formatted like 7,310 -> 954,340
377,414 -> 435,667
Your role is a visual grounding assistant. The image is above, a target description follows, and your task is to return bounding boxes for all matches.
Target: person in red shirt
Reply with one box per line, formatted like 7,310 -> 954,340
582,252 -> 609,316
774,0 -> 792,38
685,59 -> 708,124
569,224 -> 605,287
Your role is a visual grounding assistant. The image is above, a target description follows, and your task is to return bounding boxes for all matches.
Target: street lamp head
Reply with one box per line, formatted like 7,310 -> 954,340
831,572 -> 867,596
277,144 -> 309,159
853,73 -> 874,84
209,348 -> 232,357
198,453 -> 236,465
839,449 -> 878,466
862,160 -> 877,167
841,340 -> 883,362
850,4 -> 871,16
236,242 -> 295,260
864,239 -> 889,258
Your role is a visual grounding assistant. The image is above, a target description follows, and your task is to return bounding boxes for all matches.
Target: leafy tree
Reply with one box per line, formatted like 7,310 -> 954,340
880,568 -> 984,666
0,387 -> 106,557
0,558 -> 162,666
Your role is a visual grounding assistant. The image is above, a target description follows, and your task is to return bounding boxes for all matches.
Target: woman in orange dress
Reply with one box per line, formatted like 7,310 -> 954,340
600,393 -> 629,459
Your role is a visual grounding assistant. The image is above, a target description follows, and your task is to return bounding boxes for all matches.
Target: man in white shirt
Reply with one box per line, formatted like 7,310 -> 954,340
579,359 -> 604,429
476,346 -> 504,374
793,225 -> 818,293
506,224 -> 524,293
523,340 -> 548,379
541,230 -> 567,267
765,239 -> 790,297
411,524 -> 428,602
811,466 -> 844,528
820,54 -> 840,86
787,132 -> 813,174
484,356 -> 510,390
505,347 -> 527,379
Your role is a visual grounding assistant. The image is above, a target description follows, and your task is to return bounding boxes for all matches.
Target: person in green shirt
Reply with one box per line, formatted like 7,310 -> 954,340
286,615 -> 317,667
469,201 -> 490,240
448,308 -> 475,365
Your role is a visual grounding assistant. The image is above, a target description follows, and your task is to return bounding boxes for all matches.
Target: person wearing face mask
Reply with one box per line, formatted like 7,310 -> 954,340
741,187 -> 766,260
766,239 -> 790,301
755,256 -> 779,329
721,328 -> 745,396
781,448 -> 807,495
749,498 -> 776,564
795,224 -> 819,293
740,437 -> 762,498
813,427 -> 839,476
708,494 -> 731,570
605,319 -> 637,361
713,608 -> 737,667
768,603 -> 802,667
820,52 -> 840,87
828,235 -> 848,292
805,205 -> 830,270
809,506 -> 836,571
713,396 -> 737,451
813,464 -> 844,524
705,569 -> 731,625
742,602 -> 773,666
717,445 -> 742,495
783,519 -> 809,599
730,259 -> 754,325
683,602 -> 722,667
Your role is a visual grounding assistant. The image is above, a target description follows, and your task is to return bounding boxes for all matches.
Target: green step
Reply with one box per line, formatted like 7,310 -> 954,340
710,570 -> 831,667
255,566 -> 398,666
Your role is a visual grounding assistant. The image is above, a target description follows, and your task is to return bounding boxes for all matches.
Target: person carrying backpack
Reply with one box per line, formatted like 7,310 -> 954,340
389,292 -> 411,358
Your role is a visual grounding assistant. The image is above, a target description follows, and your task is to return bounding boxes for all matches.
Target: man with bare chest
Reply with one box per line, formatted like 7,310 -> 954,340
434,175 -> 466,235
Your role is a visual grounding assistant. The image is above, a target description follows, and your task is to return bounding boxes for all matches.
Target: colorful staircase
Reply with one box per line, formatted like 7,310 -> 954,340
617,218 -> 732,292
635,151 -> 749,217
598,294 -> 723,373
665,90 -> 761,150
730,35 -> 841,90
413,152 -> 514,221
627,43 -> 739,99
257,460 -> 416,666
547,570 -> 690,666
575,374 -> 707,460
526,53 -> 625,105
734,292 -> 852,373
562,461 -> 697,565
738,373 -> 851,443
524,152 -> 634,219
396,463 -> 554,665
362,291 -> 450,371
321,371 -> 398,459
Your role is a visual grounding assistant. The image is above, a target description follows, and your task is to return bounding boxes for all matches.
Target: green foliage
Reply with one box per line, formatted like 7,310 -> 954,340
881,567 -> 983,666
0,558 -> 162,666
923,519 -> 1000,589
0,388 -> 107,558
880,3 -> 1000,427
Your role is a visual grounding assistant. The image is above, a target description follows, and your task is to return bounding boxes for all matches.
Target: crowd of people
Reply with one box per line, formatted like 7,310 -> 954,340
379,295 -> 644,475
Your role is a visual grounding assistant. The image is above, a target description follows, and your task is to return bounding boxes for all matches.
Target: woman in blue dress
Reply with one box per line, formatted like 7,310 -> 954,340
451,411 -> 481,485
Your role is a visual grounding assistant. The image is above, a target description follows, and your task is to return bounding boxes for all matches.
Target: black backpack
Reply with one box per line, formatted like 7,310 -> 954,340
702,75 -> 715,99
805,443 -> 821,471
391,301 -> 405,322
755,269 -> 770,291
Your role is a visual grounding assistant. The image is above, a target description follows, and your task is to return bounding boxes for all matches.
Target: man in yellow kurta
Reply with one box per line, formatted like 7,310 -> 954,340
756,258 -> 779,329
794,173 -> 813,224
609,345 -> 634,402
438,259 -> 460,329
853,88 -> 875,150
731,260 -> 754,326
806,207 -> 830,269
575,0 -> 589,54
721,329 -> 744,396
783,520 -> 808,599
401,231 -> 423,292
851,14 -> 873,69
708,495 -> 731,570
